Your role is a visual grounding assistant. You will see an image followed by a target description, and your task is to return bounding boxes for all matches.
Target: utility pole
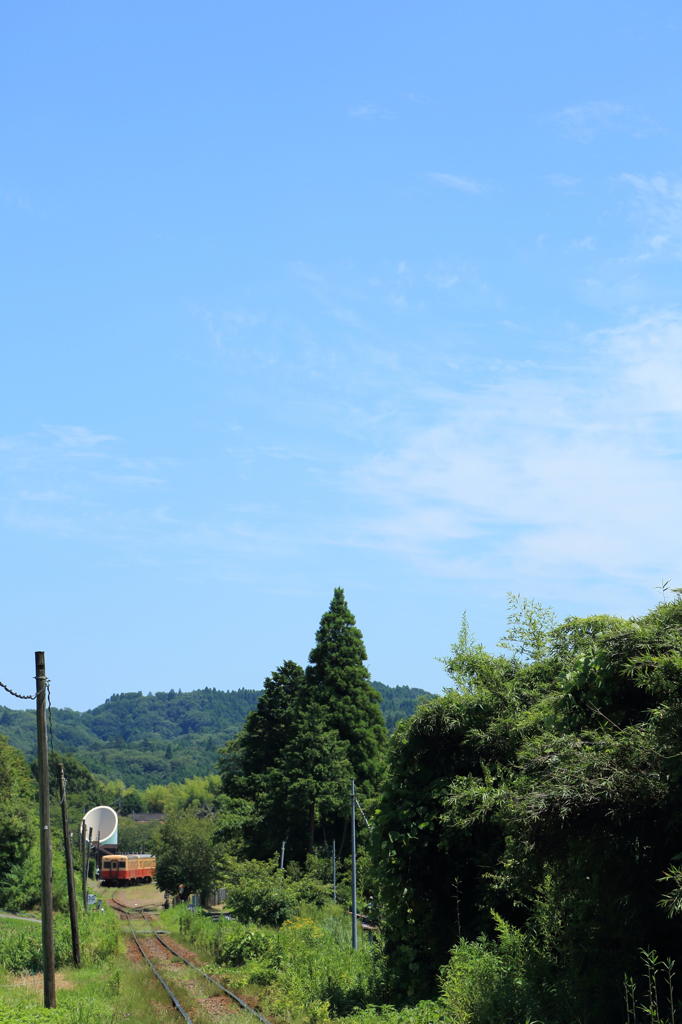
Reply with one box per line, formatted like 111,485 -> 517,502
280,839 -> 286,872
58,764 -> 80,966
333,839 -> 336,903
36,652 -> 56,1008
81,821 -> 88,910
86,828 -> 93,906
351,780 -> 357,951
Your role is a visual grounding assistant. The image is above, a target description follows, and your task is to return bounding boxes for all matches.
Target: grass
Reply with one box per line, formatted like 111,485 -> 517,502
0,893 -> 411,1024
0,901 -> 174,1024
0,908 -> 118,974
159,901 -> 386,1024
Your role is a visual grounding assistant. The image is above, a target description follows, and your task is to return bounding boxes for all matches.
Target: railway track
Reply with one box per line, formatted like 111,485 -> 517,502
124,906 -> 194,1024
110,892 -> 272,1024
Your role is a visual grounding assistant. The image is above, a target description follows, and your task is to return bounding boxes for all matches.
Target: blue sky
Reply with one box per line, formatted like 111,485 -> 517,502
2,1 -> 682,710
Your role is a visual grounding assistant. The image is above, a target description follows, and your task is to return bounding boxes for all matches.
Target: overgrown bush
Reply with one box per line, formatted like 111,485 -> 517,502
217,922 -> 275,966
222,855 -> 332,925
438,914 -> 557,1024
174,903 -> 277,964
269,912 -> 384,1018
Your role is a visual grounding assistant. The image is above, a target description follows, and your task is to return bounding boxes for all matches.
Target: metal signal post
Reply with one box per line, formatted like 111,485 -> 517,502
351,780 -> 357,951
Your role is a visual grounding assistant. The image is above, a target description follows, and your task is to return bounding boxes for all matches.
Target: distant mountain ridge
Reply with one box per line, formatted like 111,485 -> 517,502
0,682 -> 433,788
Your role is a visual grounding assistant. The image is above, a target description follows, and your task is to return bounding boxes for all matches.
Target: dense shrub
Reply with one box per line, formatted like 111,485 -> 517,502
217,922 -> 275,966
222,855 -> 332,925
350,1003 -> 449,1024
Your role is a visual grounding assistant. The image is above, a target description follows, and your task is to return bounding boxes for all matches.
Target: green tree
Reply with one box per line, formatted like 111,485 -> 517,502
118,817 -> 161,855
218,661 -> 308,859
36,751 -> 101,807
120,788 -> 148,815
0,734 -> 36,878
218,591 -> 387,860
155,809 -> 221,897
306,587 -> 387,797
241,660 -> 306,779
270,700 -> 353,854
497,592 -> 557,661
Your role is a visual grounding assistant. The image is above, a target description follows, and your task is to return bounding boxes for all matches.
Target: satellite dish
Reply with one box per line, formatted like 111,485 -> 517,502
82,805 -> 118,846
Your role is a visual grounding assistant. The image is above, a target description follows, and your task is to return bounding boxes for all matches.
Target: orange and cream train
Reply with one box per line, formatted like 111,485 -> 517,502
101,855 -> 156,886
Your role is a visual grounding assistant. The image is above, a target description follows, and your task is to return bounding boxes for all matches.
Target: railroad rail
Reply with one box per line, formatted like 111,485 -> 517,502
110,892 -> 272,1024
124,907 -> 194,1024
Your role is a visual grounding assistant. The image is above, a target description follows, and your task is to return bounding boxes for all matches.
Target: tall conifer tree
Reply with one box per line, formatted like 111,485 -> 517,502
271,700 -> 352,854
240,660 -> 305,778
306,587 -> 387,796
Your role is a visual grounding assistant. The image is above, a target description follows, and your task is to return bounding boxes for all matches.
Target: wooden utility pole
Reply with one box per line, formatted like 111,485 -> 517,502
36,651 -> 56,1008
58,764 -> 80,966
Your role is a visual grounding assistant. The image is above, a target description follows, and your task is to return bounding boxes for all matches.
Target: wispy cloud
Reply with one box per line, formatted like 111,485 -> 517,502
0,426 -> 170,542
620,174 -> 682,257
546,101 -> 626,141
20,490 -> 67,502
429,173 -> 486,194
202,309 -> 267,349
348,103 -> 394,120
47,425 -> 116,447
546,174 -> 582,190
545,101 -> 659,142
350,312 -> 682,589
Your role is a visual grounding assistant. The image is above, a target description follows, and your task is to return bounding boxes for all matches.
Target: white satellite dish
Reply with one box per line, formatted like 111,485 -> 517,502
82,805 -> 118,846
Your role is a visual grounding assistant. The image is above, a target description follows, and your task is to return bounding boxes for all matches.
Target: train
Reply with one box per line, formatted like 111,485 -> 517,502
101,854 -> 156,886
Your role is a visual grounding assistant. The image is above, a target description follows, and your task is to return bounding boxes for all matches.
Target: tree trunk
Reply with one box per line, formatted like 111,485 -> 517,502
308,800 -> 315,855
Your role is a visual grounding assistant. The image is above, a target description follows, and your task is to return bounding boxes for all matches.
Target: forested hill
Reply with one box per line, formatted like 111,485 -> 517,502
0,687 -> 262,754
0,681 -> 432,788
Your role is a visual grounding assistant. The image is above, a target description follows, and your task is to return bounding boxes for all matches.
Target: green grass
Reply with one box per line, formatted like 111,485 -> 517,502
0,899 -> 439,1024
159,902 -> 386,1024
0,907 -> 124,1024
0,909 -> 118,974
